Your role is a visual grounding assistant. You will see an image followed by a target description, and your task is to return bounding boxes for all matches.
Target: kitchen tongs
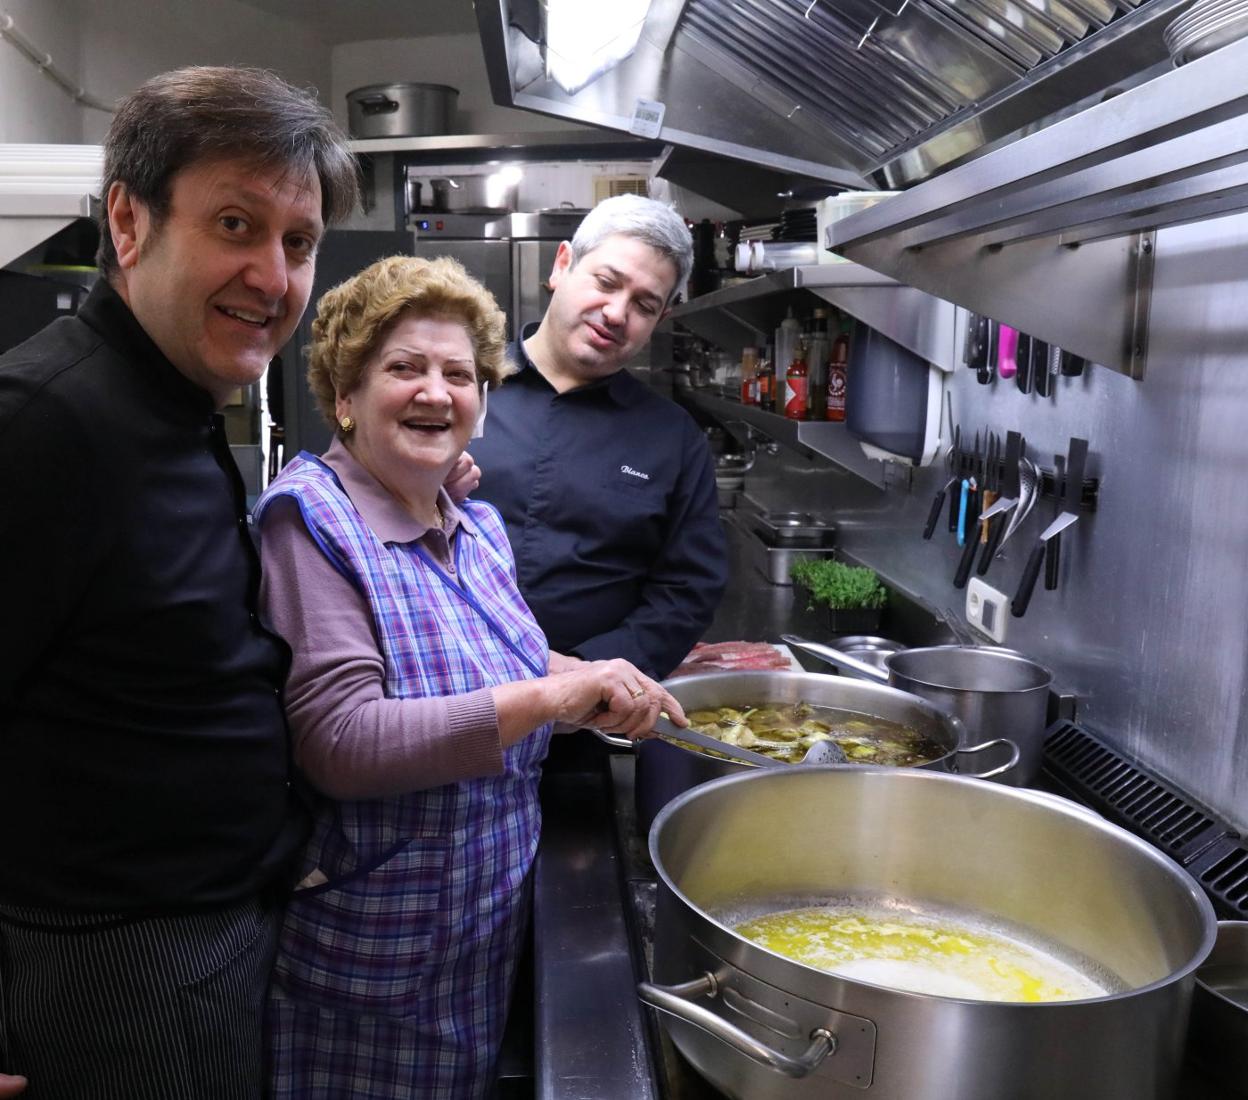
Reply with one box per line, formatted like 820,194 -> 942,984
595,716 -> 846,767
653,716 -> 846,767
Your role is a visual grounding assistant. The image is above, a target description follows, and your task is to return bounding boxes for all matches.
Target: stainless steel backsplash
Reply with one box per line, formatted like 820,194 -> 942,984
726,213 -> 1248,831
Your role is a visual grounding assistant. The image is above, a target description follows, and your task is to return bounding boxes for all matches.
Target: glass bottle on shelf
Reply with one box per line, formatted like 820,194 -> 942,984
740,345 -> 758,405
784,339 -> 809,420
826,318 -> 849,422
806,308 -> 830,420
757,345 -> 775,412
774,306 -> 802,401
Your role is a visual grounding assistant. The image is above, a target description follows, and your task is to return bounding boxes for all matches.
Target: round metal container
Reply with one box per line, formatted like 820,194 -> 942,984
827,634 -> 905,671
1188,920 -> 1248,1092
887,646 -> 1051,788
786,639 -> 1052,788
634,671 -> 1018,833
346,83 -> 458,139
644,767 -> 1217,1100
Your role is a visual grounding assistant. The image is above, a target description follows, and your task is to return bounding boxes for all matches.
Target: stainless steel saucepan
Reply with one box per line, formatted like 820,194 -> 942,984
618,670 -> 1019,833
783,635 -> 1050,787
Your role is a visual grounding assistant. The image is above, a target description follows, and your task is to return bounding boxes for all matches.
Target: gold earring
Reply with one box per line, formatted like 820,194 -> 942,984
339,415 -> 355,433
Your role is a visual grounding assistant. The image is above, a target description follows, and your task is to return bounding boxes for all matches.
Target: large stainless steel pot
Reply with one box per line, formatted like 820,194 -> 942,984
346,82 -> 458,139
642,767 -> 1217,1100
785,636 -> 1052,787
622,671 -> 1019,833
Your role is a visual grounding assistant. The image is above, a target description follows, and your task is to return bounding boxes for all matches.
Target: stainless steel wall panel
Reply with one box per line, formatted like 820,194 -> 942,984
713,215 -> 1248,833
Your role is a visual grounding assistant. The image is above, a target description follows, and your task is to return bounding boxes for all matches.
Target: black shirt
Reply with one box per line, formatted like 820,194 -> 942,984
472,330 -> 728,679
0,281 -> 306,912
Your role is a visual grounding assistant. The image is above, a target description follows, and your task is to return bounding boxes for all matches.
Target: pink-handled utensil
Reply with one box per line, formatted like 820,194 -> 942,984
997,324 -> 1019,380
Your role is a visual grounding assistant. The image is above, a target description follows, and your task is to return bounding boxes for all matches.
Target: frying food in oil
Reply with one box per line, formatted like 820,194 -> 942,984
732,904 -> 1113,1003
684,701 -> 943,766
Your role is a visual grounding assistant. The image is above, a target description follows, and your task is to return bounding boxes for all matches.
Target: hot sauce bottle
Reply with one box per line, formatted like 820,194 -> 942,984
784,340 -> 809,421
826,323 -> 849,422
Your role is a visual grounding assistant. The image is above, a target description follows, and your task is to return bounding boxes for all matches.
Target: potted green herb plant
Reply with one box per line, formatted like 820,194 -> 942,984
790,558 -> 889,635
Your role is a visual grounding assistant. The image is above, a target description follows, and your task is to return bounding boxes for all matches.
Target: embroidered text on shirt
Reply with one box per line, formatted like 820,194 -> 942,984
621,465 -> 651,481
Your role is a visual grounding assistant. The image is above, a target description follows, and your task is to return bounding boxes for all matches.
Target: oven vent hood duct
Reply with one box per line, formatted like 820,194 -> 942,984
476,0 -> 1186,207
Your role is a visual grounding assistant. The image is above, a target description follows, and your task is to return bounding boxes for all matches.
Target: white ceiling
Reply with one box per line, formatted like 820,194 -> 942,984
239,0 -> 480,43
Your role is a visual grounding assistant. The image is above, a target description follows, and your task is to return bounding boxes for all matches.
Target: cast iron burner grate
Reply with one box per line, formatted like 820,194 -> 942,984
1043,721 -> 1248,919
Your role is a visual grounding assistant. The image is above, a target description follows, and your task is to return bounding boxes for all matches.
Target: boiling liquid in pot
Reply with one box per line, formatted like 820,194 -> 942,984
722,898 -> 1121,1003
685,701 -> 943,766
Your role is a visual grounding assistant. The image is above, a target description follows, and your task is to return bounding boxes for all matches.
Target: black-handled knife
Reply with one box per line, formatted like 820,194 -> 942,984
1045,439 -> 1088,591
1016,332 -> 1033,394
977,430 -> 1020,577
924,478 -> 957,540
1012,437 -> 1088,616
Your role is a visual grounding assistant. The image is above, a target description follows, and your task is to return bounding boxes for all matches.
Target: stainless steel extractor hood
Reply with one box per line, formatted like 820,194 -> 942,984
0,145 -> 102,269
476,0 -> 1187,207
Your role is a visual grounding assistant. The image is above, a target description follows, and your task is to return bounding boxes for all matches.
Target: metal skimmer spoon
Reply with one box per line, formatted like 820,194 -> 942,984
654,714 -> 847,767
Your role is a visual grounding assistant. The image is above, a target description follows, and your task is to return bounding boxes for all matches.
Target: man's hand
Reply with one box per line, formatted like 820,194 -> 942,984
0,1074 -> 28,1097
444,452 -> 480,504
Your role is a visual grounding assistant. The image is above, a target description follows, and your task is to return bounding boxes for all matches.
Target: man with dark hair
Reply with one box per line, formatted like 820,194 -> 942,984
0,66 -> 358,1099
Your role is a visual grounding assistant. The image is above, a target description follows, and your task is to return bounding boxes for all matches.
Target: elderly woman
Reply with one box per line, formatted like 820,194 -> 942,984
254,255 -> 681,1099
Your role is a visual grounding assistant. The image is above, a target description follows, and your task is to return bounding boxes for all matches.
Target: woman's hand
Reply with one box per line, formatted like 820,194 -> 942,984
492,659 -> 686,745
0,1075 -> 28,1098
549,658 -> 686,740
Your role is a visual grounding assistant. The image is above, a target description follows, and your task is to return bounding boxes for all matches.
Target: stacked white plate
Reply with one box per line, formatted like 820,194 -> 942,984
1165,0 -> 1248,64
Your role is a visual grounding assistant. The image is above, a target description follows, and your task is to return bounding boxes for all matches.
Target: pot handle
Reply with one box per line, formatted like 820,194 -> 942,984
954,737 -> 1021,780
357,93 -> 399,115
780,635 -> 889,683
638,972 -> 836,1079
590,727 -> 634,750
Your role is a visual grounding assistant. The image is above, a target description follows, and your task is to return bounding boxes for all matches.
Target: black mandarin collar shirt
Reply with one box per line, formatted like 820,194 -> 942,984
470,326 -> 727,679
0,280 -> 305,913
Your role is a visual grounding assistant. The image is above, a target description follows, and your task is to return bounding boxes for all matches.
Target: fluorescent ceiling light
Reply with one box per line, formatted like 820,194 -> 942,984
545,0 -> 653,95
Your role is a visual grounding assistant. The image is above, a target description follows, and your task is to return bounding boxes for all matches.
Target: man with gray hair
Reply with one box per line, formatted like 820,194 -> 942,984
472,195 -> 727,689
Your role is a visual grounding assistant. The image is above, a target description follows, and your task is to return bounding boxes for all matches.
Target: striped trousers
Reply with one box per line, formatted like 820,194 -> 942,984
0,896 -> 278,1100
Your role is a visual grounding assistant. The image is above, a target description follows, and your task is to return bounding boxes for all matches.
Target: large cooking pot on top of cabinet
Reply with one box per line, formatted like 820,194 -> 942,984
784,636 -> 1051,787
642,766 -> 1216,1100
346,82 -> 458,139
608,670 -> 1019,833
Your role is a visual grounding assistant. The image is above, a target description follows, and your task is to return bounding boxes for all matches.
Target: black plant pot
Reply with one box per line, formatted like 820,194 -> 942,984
793,582 -> 885,636
822,607 -> 884,636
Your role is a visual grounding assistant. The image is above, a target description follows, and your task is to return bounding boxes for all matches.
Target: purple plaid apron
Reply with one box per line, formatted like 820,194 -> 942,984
255,454 -> 551,1099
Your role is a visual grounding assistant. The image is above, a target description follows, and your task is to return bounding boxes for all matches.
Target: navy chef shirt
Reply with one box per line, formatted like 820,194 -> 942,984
472,328 -> 728,679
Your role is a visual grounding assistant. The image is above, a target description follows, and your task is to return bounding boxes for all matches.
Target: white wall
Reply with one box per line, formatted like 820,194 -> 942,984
0,0 -> 85,142
331,34 -> 586,136
76,0 -> 333,144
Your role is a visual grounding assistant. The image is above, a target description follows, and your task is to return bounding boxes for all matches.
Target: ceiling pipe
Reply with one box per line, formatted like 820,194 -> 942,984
0,12 -> 115,113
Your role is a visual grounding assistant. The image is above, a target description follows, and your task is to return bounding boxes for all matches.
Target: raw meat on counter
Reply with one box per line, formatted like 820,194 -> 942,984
669,640 -> 792,678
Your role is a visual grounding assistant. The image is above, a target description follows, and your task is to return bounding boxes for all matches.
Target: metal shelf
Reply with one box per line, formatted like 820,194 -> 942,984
666,265 -> 963,373
682,389 -> 886,489
347,130 -> 662,160
828,36 -> 1248,379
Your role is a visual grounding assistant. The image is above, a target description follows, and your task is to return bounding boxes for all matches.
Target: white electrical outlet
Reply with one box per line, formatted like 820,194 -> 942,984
966,578 -> 1010,643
